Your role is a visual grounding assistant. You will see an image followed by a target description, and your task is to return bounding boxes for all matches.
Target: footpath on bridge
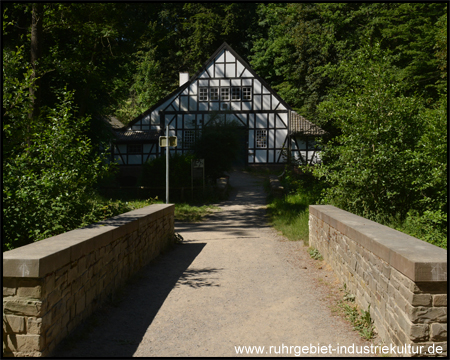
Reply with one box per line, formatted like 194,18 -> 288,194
52,170 -> 372,357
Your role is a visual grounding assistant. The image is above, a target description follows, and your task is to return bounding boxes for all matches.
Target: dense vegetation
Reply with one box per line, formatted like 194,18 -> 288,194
3,3 -> 447,250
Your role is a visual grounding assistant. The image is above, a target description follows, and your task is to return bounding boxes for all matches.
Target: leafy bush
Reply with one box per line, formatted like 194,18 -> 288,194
3,90 -> 113,251
310,44 -> 447,248
140,152 -> 195,189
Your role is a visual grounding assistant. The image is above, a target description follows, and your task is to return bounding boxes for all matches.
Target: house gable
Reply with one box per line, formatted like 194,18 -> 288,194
113,42 -> 325,166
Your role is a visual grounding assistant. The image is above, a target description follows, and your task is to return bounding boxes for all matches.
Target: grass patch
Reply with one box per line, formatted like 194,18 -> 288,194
267,193 -> 311,243
96,185 -> 221,224
266,171 -> 323,244
174,203 -> 220,222
308,247 -> 323,261
336,284 -> 375,340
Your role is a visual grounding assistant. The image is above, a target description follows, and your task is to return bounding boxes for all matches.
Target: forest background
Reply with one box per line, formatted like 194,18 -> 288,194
3,3 -> 447,250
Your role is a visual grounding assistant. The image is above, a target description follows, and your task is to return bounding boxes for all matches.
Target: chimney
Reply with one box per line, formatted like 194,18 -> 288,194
179,72 -> 189,87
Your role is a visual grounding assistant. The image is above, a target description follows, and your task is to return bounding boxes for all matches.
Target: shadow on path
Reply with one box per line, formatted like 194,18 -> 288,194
51,242 -> 209,357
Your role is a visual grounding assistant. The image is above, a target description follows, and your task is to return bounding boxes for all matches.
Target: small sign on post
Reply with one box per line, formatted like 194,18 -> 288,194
159,136 -> 177,147
159,128 -> 177,204
191,159 -> 205,199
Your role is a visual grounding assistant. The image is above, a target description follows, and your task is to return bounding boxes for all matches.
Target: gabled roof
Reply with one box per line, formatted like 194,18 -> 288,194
290,112 -> 328,137
105,116 -> 126,129
120,42 -> 326,137
103,116 -> 161,142
125,42 -> 294,128
114,129 -> 161,142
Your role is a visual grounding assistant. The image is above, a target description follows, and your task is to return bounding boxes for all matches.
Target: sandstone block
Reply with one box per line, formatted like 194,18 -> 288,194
407,306 -> 447,324
430,323 -> 447,342
16,281 -> 42,299
391,268 -> 420,293
3,315 -> 26,334
75,293 -> 86,315
45,317 -> 62,345
377,274 -> 389,293
43,272 -> 55,297
27,317 -> 43,335
12,334 -> 43,353
67,265 -> 78,284
3,299 -> 43,317
433,294 -> 447,307
3,286 -> 16,297
47,288 -> 61,309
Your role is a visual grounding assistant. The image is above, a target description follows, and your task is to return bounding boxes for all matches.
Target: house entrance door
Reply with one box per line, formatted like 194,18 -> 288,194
232,127 -> 248,168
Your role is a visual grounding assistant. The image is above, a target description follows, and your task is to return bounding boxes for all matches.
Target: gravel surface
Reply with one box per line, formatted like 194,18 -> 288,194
52,170 -> 375,357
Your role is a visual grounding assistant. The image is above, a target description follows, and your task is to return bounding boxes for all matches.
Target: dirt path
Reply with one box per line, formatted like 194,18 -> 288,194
52,170 -> 373,357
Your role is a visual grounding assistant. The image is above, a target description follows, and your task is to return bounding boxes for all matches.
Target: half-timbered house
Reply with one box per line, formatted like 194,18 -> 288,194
109,43 -> 326,183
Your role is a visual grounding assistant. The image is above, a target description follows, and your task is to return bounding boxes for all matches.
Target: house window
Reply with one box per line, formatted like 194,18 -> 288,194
210,88 -> 219,101
127,144 -> 142,154
221,87 -> 230,101
184,130 -> 196,148
256,130 -> 267,148
231,87 -> 240,100
199,87 -> 208,101
242,87 -> 252,100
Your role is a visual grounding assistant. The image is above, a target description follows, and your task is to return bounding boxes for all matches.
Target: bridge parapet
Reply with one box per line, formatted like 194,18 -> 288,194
3,204 -> 175,357
309,205 -> 447,356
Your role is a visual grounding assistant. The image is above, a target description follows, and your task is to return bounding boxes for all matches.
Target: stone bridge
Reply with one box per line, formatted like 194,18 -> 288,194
2,173 -> 447,357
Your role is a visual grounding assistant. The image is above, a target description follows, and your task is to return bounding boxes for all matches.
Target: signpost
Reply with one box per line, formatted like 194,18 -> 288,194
191,158 -> 205,199
159,126 -> 177,204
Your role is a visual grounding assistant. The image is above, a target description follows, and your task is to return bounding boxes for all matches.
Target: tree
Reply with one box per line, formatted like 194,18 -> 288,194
311,43 -> 447,247
3,87 -> 112,250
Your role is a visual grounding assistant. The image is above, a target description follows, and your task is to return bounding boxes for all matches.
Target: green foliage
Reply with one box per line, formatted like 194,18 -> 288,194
3,90 -> 113,250
340,302 -> 375,340
307,247 -> 323,261
175,204 -> 219,222
140,152 -> 195,190
310,43 -> 447,248
339,285 -> 374,340
266,171 -> 324,244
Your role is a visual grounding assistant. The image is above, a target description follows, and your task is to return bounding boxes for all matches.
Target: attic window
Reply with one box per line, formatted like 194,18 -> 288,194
210,88 -> 219,101
199,88 -> 208,101
231,87 -> 240,100
221,87 -> 230,101
243,87 -> 252,101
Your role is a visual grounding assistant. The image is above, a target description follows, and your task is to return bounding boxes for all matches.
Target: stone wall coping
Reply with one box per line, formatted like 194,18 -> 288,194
309,205 -> 447,282
3,204 -> 175,278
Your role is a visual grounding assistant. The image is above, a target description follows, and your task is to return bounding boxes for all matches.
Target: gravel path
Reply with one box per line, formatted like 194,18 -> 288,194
52,170 -> 373,357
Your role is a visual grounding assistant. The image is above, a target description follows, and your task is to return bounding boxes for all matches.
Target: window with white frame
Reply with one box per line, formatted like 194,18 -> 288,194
210,88 -> 219,101
221,87 -> 230,101
199,87 -> 208,101
184,130 -> 196,148
242,87 -> 252,100
231,87 -> 240,100
256,130 -> 267,148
